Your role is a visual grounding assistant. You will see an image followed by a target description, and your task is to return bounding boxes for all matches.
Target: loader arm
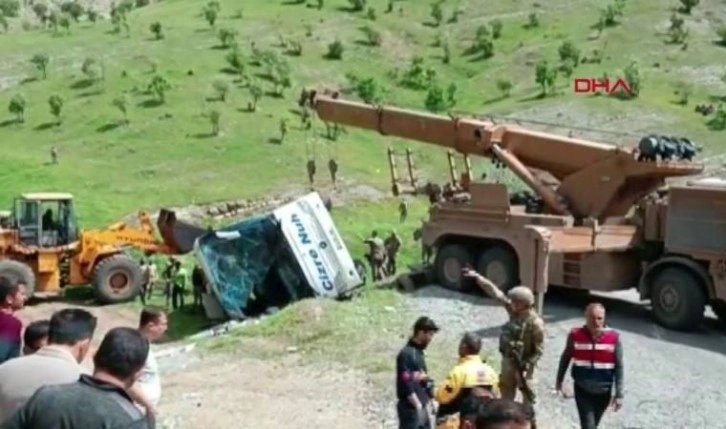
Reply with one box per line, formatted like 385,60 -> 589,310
306,92 -> 703,221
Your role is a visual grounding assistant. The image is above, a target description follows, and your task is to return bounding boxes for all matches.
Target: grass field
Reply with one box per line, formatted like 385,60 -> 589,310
0,0 -> 724,228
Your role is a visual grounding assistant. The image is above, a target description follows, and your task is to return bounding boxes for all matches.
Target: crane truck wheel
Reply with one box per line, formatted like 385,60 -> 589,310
92,254 -> 144,305
434,244 -> 473,292
0,260 -> 36,295
650,267 -> 706,331
476,246 -> 519,293
712,301 -> 726,325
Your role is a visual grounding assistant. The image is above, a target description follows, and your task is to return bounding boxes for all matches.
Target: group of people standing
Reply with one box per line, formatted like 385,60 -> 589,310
364,230 -> 403,281
139,257 -> 208,311
395,267 -> 625,429
0,277 -> 170,429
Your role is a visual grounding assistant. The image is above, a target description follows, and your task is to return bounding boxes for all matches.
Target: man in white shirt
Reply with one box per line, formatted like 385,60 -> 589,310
0,308 -> 97,419
128,307 -> 168,423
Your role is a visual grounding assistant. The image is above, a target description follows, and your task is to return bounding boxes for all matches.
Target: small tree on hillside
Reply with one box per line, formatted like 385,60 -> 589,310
491,19 -> 503,39
668,13 -> 689,44
30,53 -> 49,79
0,15 -> 7,33
0,0 -> 19,17
59,15 -> 71,33
217,28 -> 237,48
150,21 -> 163,40
112,95 -> 129,124
326,40 -> 344,59
621,61 -> 641,98
66,2 -> 84,22
558,41 -> 581,67
348,0 -> 366,12
32,3 -> 48,23
148,75 -> 171,103
430,2 -> 443,27
8,94 -> 26,122
82,57 -> 103,82
247,82 -> 263,111
212,80 -> 230,101
679,0 -> 699,14
717,26 -> 726,46
526,12 -> 539,28
226,47 -> 246,77
203,3 -> 219,27
87,8 -> 98,23
535,60 -> 557,95
496,79 -> 513,97
48,94 -> 63,124
361,26 -> 382,46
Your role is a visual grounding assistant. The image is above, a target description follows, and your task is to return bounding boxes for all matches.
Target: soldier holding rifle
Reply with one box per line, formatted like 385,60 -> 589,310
461,268 -> 545,429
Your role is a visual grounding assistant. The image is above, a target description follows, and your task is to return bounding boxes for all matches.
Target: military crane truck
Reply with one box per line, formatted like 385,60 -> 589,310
302,90 -> 726,332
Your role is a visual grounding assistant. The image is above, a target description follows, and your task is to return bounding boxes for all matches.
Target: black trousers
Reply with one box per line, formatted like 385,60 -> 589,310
574,384 -> 612,429
397,400 -> 430,429
172,284 -> 185,309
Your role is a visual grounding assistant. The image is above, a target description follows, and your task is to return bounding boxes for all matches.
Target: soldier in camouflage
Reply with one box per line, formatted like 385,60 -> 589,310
461,268 -> 545,414
363,231 -> 387,281
384,231 -> 402,275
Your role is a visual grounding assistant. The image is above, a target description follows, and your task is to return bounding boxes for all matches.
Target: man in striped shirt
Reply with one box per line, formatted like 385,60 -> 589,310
555,303 -> 624,429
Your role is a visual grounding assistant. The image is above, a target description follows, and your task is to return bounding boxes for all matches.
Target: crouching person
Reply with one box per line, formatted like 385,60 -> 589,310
435,332 -> 500,429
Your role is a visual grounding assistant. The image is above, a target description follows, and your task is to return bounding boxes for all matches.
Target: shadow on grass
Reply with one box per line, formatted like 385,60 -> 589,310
70,79 -> 95,90
34,122 -> 57,131
0,118 -> 20,128
482,94 -> 509,105
268,137 -> 282,144
96,122 -> 122,133
192,131 -> 217,139
20,77 -> 37,85
138,99 -> 163,108
281,0 -> 306,5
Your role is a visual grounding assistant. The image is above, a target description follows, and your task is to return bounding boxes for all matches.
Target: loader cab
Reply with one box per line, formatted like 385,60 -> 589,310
12,193 -> 79,247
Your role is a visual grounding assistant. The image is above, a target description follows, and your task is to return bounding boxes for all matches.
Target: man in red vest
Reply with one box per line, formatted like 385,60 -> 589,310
555,303 -> 624,429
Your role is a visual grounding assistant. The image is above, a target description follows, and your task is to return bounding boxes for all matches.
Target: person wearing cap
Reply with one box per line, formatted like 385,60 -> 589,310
434,332 -> 499,429
461,268 -> 545,420
396,316 -> 439,429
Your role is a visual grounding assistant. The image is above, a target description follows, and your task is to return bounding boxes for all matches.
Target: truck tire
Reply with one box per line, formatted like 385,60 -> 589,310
0,260 -> 36,295
434,244 -> 473,292
650,267 -> 706,331
476,246 -> 519,293
92,254 -> 144,305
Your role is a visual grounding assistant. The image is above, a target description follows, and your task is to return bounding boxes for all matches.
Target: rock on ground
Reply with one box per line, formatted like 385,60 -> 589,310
406,286 -> 726,429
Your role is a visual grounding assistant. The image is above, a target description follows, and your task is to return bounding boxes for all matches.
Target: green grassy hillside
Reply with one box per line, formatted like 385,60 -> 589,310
0,0 -> 725,226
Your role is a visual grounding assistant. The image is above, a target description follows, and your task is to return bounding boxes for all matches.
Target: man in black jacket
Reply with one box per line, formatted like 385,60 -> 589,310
396,316 -> 439,429
1,327 -> 151,429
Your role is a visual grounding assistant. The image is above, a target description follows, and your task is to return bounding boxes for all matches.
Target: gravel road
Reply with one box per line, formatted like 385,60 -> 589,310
406,285 -> 726,429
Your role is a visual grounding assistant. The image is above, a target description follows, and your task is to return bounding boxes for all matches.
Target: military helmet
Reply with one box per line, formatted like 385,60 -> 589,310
507,285 -> 534,306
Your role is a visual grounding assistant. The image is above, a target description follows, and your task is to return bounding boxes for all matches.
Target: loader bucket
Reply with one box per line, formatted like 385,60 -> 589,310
156,208 -> 208,254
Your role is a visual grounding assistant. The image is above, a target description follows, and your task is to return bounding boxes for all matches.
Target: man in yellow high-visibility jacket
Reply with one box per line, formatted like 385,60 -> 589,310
434,332 -> 500,429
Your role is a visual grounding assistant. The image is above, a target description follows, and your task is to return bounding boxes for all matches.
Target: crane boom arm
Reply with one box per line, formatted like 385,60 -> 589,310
306,92 -> 703,220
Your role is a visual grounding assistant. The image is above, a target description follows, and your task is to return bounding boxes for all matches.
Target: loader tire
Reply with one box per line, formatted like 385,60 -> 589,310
476,246 -> 519,293
92,254 -> 143,305
0,260 -> 36,295
434,243 -> 473,292
650,267 -> 706,332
